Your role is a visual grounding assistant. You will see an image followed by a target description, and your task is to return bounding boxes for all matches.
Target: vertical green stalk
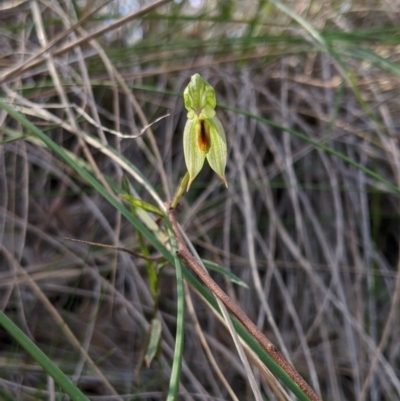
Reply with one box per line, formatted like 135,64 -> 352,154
171,172 -> 189,209
165,217 -> 185,401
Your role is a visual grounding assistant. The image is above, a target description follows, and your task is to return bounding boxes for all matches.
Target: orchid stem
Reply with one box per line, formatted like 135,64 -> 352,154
171,172 -> 189,209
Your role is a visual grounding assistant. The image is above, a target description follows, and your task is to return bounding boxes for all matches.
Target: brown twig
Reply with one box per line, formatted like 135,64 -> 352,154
167,207 -> 321,401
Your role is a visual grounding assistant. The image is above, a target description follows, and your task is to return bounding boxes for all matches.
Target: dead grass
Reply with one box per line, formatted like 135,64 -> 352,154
1,0 -> 400,400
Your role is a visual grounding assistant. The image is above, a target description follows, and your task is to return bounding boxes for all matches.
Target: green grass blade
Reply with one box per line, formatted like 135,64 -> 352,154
0,312 -> 90,401
340,45 -> 400,77
220,103 -> 400,195
203,260 -> 249,288
267,0 -> 327,47
165,217 -> 185,401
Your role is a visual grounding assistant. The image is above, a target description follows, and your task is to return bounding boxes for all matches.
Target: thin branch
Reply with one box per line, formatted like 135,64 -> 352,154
73,105 -> 170,139
167,207 -> 321,401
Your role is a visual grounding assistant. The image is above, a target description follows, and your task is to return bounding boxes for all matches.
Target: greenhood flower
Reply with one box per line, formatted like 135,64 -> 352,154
183,73 -> 228,191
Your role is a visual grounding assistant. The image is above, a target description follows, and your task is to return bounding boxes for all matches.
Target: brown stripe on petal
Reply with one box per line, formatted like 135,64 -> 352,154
196,119 -> 211,154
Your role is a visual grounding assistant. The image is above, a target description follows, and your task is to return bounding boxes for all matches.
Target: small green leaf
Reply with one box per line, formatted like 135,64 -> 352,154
145,318 -> 162,367
0,135 -> 30,145
121,175 -> 131,195
121,195 -> 164,217
202,260 -> 249,288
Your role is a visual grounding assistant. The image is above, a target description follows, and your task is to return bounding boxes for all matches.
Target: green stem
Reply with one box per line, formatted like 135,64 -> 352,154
171,172 -> 189,209
165,217 -> 185,401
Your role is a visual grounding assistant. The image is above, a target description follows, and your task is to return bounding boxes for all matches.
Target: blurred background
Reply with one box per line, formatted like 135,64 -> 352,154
1,0 -> 400,400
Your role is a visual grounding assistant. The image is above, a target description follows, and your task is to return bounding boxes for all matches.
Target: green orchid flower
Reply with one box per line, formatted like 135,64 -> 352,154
183,73 -> 228,191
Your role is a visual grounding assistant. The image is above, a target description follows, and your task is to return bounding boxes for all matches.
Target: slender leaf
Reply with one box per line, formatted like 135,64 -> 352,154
121,194 -> 164,217
165,217 -> 185,401
0,312 -> 90,401
145,318 -> 162,367
203,260 -> 249,289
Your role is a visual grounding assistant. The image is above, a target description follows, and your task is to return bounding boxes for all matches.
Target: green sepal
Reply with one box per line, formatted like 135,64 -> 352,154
183,118 -> 206,190
206,115 -> 228,187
